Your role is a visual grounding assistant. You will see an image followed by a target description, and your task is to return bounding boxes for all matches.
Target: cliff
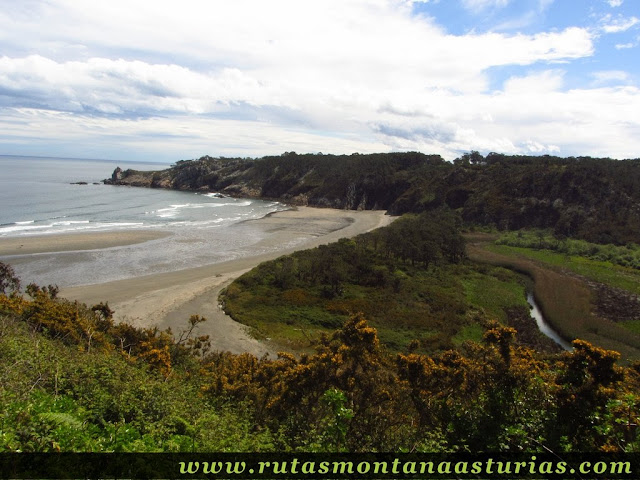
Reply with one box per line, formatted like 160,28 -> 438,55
105,151 -> 640,245
104,152 -> 442,211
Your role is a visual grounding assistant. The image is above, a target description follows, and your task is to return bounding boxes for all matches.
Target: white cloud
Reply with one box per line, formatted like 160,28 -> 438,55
0,55 -> 284,115
615,42 -> 635,49
504,70 -> 565,93
0,0 -> 638,161
0,107 -> 388,161
492,0 -> 555,31
461,0 -> 510,12
402,0 -> 437,5
591,70 -> 630,85
538,0 -> 555,10
0,5 -> 595,117
608,0 -> 623,7
600,14 -> 640,33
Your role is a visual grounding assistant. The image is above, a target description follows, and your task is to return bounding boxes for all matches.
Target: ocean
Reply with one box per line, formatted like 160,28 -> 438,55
0,155 -> 289,287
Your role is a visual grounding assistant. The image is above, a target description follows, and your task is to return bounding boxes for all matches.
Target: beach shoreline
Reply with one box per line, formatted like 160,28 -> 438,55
51,207 -> 395,357
0,230 -> 171,256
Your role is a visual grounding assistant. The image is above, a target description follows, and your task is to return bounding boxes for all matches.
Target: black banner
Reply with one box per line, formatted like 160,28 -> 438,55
1,452 -> 638,479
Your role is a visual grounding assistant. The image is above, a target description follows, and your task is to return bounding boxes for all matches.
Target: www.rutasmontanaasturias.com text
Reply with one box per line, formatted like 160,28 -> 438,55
178,456 -> 632,478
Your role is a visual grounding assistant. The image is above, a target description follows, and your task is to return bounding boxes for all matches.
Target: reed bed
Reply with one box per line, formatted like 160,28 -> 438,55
466,237 -> 640,361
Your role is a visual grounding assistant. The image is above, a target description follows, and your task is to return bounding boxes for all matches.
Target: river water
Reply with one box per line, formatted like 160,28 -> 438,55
526,292 -> 573,351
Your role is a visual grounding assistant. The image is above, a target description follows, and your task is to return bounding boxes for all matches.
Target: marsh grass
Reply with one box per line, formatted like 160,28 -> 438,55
490,244 -> 640,295
459,267 -> 529,323
496,230 -> 640,270
467,241 -> 640,361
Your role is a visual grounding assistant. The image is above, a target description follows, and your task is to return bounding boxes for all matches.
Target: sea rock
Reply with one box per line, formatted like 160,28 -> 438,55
112,167 -> 123,182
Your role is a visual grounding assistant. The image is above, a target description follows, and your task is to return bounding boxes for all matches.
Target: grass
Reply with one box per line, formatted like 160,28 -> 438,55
459,266 -> 529,323
488,244 -> 640,295
624,319 -> 640,336
466,237 -> 640,361
495,229 -> 640,270
452,323 -> 485,345
0,313 -> 272,452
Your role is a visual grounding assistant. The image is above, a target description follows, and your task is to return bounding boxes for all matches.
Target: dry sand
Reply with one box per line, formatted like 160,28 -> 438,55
52,207 -> 394,357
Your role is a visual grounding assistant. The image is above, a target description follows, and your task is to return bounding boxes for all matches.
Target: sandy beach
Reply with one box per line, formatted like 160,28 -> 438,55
0,230 -> 170,256
40,207 -> 395,357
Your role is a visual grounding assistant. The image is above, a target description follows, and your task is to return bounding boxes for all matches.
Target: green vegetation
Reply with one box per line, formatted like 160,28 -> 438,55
459,266 -> 531,323
496,229 -> 640,272
490,243 -> 640,295
3,207 -> 640,454
109,151 -> 640,245
2,279 -> 640,452
0,293 -> 278,451
223,209 -> 554,354
465,236 -> 640,361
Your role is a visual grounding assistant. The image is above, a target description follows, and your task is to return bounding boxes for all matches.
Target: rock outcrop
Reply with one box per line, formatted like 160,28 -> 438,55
103,152 -> 640,245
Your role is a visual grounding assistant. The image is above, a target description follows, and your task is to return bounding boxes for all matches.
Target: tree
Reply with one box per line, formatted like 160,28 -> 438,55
0,262 -> 20,295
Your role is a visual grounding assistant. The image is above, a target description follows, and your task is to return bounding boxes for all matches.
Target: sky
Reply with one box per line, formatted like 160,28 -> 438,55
0,0 -> 639,163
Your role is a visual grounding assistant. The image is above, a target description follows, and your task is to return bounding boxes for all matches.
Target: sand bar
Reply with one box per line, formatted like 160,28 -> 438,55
58,207 -> 395,357
0,230 -> 170,256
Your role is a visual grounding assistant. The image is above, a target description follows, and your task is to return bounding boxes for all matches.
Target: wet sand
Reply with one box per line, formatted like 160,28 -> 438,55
0,230 -> 169,256
53,207 -> 394,357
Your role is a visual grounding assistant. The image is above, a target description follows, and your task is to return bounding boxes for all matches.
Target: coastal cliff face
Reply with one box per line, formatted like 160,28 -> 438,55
104,152 -> 439,211
105,152 -> 640,245
105,157 -> 263,196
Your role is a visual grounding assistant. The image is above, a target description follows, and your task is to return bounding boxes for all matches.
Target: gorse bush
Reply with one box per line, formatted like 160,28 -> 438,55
0,265 -> 275,452
2,248 -> 640,453
200,313 -> 640,452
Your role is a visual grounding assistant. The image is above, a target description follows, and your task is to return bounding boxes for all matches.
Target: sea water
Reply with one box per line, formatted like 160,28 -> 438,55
0,155 -> 289,286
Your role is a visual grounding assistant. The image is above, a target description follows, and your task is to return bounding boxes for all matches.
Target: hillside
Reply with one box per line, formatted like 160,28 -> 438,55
106,152 -> 640,245
4,166 -> 640,452
2,263 -> 640,453
221,209 -> 562,355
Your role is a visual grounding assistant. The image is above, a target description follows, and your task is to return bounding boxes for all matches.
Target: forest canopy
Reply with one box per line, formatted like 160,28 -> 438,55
108,151 -> 640,245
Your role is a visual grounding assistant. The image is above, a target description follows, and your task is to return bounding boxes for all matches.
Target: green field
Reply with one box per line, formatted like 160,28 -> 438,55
466,236 -> 640,361
488,243 -> 640,295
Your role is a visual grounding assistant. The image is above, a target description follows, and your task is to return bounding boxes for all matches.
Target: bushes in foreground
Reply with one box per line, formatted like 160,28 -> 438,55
2,260 -> 640,453
201,314 -> 640,452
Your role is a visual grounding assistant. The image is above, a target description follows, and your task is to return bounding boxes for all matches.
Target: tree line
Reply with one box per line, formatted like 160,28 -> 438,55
109,151 -> 640,245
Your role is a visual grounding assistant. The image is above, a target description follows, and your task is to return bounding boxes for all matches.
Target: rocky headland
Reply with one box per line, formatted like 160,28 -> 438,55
105,151 -> 640,245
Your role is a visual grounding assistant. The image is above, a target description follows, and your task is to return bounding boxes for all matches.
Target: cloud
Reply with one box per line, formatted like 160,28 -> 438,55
461,0 -> 510,12
538,0 -> 555,10
503,70 -> 565,93
0,107 -> 390,161
0,19 -> 595,119
591,70 -> 631,86
0,0 -> 637,161
491,0 -> 555,31
0,55 -> 279,116
608,0 -> 623,7
600,14 -> 640,33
